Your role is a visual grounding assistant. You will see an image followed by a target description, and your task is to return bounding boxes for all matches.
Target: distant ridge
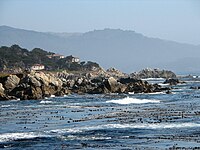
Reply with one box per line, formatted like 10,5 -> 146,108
0,25 -> 200,73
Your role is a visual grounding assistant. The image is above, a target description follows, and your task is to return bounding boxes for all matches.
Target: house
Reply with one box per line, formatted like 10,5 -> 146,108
47,54 -> 65,59
65,55 -> 80,63
31,64 -> 45,71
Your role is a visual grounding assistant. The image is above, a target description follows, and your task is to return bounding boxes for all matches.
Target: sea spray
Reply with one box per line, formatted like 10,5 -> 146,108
106,97 -> 160,104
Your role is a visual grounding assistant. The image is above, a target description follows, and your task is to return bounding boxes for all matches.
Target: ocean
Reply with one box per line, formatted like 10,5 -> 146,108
0,78 -> 200,149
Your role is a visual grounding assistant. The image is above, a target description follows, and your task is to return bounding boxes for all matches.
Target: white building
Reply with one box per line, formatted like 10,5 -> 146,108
66,55 -> 80,63
31,64 -> 45,71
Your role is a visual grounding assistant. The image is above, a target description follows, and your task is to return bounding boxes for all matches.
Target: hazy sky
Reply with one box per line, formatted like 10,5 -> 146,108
0,0 -> 200,45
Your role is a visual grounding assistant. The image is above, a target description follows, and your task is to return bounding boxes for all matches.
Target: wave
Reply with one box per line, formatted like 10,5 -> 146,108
48,128 -> 81,134
40,100 -> 54,104
1,105 -> 11,108
63,135 -> 112,140
2,122 -> 198,143
146,92 -> 165,95
142,78 -> 165,81
158,83 -> 169,86
101,122 -> 200,129
106,97 -> 160,104
46,122 -> 200,136
0,132 -> 49,143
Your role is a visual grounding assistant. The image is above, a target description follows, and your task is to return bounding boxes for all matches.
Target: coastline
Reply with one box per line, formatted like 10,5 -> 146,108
0,68 -> 178,100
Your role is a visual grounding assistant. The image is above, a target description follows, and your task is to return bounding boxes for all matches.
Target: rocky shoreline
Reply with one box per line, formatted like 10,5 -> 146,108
0,68 -> 180,100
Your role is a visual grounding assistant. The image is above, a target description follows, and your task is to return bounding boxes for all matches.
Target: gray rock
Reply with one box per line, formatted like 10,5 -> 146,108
0,83 -> 6,100
106,67 -> 127,78
130,68 -> 176,79
163,78 -> 184,85
28,75 -> 41,87
0,83 -> 5,94
104,77 -> 124,93
4,75 -> 20,91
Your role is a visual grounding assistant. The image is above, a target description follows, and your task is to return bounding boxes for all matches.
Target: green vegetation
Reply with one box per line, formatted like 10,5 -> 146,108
0,45 -> 101,72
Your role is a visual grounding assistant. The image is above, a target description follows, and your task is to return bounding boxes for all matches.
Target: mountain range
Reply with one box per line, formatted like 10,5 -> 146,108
0,25 -> 200,74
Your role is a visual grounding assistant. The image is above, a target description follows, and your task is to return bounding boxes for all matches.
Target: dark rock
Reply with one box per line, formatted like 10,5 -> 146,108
163,78 -> 183,85
91,76 -> 104,84
104,77 -> 126,93
55,88 -> 70,96
0,68 -> 178,100
104,77 -> 118,92
88,84 -> 109,94
190,86 -> 200,90
166,90 -> 172,94
119,77 -> 140,84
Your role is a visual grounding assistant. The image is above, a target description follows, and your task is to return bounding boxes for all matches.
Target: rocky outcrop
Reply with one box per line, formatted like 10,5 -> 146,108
104,77 -> 126,93
0,71 -> 69,100
106,68 -> 127,78
0,70 -> 172,100
131,68 -> 176,79
119,77 -> 165,93
163,78 -> 184,85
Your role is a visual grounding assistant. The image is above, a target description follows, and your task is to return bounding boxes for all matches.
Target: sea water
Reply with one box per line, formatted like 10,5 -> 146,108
1,78 -> 200,149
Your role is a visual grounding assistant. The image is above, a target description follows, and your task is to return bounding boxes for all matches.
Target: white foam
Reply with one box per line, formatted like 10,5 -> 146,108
158,83 -> 169,86
128,92 -> 135,94
106,97 -> 160,104
1,105 -> 11,108
142,78 -> 165,81
0,132 -> 48,143
10,99 -> 20,102
48,128 -> 81,134
50,95 -> 55,98
145,92 -> 165,95
64,135 -> 111,140
47,122 -> 200,135
40,100 -> 54,104
101,122 -> 200,129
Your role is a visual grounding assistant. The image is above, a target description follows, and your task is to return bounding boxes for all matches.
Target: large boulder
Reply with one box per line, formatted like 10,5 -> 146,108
163,78 -> 184,85
3,75 -> 20,91
104,77 -> 118,92
123,80 -> 156,93
33,72 -> 63,97
119,77 -> 140,84
10,72 -> 64,99
0,83 -> 17,100
88,84 -> 110,94
104,77 -> 126,93
28,75 -> 41,87
91,76 -> 105,84
34,72 -> 62,87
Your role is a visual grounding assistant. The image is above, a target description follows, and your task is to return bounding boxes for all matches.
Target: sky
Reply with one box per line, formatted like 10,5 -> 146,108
0,0 -> 200,45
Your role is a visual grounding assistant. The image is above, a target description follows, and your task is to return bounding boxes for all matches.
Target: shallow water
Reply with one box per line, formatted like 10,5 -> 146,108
1,79 -> 200,149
